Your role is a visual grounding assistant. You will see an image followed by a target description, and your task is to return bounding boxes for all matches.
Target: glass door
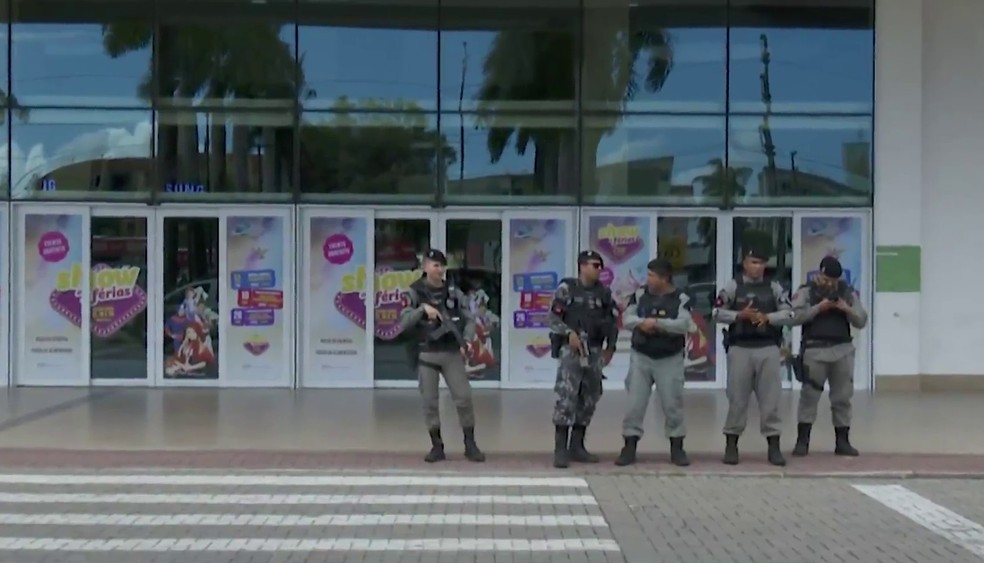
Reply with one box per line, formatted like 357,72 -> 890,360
0,204 -> 9,388
372,211 -> 438,385
90,207 -> 153,384
438,211 -> 505,386
156,209 -> 222,385
501,209 -> 577,388
12,205 -> 91,386
793,211 -> 872,391
729,213 -> 795,388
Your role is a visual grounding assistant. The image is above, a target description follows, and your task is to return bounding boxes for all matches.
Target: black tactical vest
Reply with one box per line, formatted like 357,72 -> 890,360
802,280 -> 853,345
409,277 -> 464,351
630,288 -> 687,360
558,278 -> 613,346
728,276 -> 783,347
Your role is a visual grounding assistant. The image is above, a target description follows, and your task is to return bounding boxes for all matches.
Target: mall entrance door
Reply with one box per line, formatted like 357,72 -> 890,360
10,204 -> 293,387
297,207 -> 577,389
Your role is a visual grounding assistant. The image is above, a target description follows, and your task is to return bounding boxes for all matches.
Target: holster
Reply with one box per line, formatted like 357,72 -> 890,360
792,340 -> 824,391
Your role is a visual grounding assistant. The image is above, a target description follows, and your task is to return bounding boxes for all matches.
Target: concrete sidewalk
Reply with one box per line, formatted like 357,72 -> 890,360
0,387 -> 981,475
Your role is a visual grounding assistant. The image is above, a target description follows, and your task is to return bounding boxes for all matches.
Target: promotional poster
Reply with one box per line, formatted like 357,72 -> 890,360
507,218 -> 570,384
224,216 -> 286,384
22,213 -> 84,381
307,216 -> 368,384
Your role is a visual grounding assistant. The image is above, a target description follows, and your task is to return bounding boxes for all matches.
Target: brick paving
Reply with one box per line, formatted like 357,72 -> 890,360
2,448 -> 984,477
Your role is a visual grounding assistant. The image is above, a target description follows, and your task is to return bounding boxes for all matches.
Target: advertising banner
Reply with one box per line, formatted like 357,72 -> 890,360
586,216 -> 651,382
223,216 -> 286,384
507,217 -> 570,384
306,216 -> 369,384
21,213 -> 85,381
799,216 -> 865,339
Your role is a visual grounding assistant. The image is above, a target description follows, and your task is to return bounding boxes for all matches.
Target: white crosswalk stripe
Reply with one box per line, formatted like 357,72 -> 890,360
0,471 -> 622,561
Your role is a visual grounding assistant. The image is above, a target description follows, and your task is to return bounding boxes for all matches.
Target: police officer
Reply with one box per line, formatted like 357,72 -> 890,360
547,250 -> 619,469
399,249 -> 485,463
790,256 -> 868,457
615,258 -> 696,467
713,247 -> 796,466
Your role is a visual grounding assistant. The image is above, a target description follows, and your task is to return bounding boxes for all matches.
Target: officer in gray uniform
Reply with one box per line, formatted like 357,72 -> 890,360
615,258 -> 696,467
790,256 -> 868,457
547,250 -> 619,469
713,246 -> 796,466
399,249 -> 485,463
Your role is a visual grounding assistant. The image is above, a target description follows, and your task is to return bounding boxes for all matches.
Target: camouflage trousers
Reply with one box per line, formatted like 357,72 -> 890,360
552,345 -> 605,427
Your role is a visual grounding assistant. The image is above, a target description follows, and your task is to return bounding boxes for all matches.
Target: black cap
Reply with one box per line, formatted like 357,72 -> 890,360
422,249 -> 447,266
819,256 -> 843,278
577,250 -> 605,268
742,246 -> 769,261
647,257 -> 673,277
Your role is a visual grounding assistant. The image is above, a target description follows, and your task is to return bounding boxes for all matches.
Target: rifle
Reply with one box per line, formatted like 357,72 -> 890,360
791,336 -> 824,391
428,287 -> 467,352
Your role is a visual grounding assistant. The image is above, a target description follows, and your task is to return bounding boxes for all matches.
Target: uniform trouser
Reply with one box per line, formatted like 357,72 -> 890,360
622,350 -> 686,439
797,344 -> 855,427
724,345 -> 782,437
552,346 -> 604,427
418,350 -> 476,430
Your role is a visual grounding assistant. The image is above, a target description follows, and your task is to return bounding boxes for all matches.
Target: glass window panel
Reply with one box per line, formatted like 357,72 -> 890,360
582,113 -> 725,205
299,0 -> 438,111
11,0 -> 153,107
157,110 -> 294,200
442,112 -> 576,203
11,109 -> 152,200
299,110 -> 440,203
582,0 -> 726,113
157,0 -> 297,110
728,0 -> 874,113
440,0 -> 578,112
728,114 -> 872,206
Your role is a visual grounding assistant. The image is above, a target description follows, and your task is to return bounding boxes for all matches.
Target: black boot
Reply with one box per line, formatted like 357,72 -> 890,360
614,436 -> 639,466
767,435 -> 786,466
424,428 -> 445,463
792,423 -> 812,457
463,427 -> 486,462
834,426 -> 860,456
553,425 -> 571,468
722,434 -> 740,465
669,437 -> 690,467
569,424 -> 600,463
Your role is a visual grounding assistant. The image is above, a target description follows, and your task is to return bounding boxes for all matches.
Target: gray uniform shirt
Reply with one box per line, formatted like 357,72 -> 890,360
623,287 -> 697,335
790,283 -> 868,362
712,276 -> 796,327
399,281 -> 477,342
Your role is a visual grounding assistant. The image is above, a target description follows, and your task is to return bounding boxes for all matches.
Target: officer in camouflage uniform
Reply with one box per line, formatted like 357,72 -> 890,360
399,249 -> 485,464
547,250 -> 619,468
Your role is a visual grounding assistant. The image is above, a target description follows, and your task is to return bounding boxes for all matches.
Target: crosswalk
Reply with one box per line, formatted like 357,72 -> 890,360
0,471 -> 621,562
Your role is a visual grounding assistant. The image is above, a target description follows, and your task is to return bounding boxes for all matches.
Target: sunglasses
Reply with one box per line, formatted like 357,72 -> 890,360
584,262 -> 603,269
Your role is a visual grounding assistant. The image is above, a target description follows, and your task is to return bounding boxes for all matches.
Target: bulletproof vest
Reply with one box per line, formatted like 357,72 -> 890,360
728,276 -> 782,346
559,278 -> 612,346
630,288 -> 687,360
802,280 -> 853,344
409,278 -> 464,351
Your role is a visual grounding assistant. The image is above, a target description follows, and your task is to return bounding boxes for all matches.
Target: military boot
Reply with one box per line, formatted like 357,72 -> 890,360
834,426 -> 860,456
424,428 -> 445,463
614,436 -> 639,466
767,435 -> 786,466
722,434 -> 740,465
669,437 -> 690,467
792,423 -> 812,457
463,427 -> 486,462
569,424 -> 600,463
553,425 -> 571,468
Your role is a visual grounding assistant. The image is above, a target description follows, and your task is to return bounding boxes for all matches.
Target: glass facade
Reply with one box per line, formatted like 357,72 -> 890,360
0,0 -> 874,207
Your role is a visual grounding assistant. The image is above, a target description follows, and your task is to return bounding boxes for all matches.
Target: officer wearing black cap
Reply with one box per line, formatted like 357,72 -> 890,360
713,245 -> 796,466
615,257 -> 695,467
546,249 -> 619,468
789,255 -> 868,457
399,248 -> 485,463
